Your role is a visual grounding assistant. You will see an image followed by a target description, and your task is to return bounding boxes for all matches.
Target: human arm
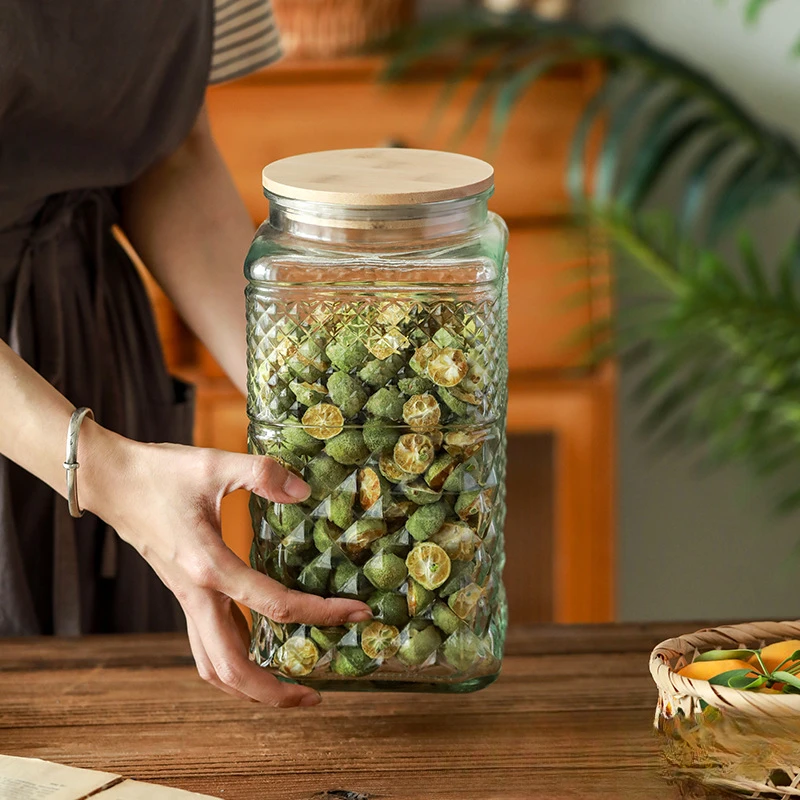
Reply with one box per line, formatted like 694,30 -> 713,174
0,338 -> 372,705
120,105 -> 251,394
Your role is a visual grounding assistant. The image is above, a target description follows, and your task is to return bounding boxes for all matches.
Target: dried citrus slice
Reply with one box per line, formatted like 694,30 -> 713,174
360,621 -> 400,659
375,301 -> 413,327
302,403 -> 344,440
430,521 -> 479,561
448,582 -> 484,621
449,386 -> 481,406
409,342 -> 440,376
402,394 -> 441,431
427,348 -> 469,388
358,467 -> 382,510
443,430 -> 486,458
406,542 -> 452,590
379,452 -> 416,484
367,328 -> 408,360
273,636 -> 319,677
393,433 -> 435,475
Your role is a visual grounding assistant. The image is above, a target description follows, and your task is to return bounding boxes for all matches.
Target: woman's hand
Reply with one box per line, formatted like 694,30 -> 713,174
80,422 -> 372,707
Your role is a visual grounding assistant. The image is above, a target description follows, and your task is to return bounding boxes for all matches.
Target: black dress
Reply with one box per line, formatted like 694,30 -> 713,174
0,0 -> 280,635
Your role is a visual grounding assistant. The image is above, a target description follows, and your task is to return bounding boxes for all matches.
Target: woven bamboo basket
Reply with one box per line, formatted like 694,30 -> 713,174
650,621 -> 800,799
273,0 -> 414,59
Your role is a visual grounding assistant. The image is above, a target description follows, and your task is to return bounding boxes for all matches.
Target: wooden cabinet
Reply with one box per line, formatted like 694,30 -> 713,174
141,57 -> 615,625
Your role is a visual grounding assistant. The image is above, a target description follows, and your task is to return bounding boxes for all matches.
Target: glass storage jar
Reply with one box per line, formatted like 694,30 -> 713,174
246,148 -> 509,692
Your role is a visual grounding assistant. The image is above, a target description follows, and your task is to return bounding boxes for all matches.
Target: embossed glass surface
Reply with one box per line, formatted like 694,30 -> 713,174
245,190 -> 509,692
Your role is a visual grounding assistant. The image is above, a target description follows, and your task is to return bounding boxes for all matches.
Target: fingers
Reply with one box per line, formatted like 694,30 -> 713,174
209,545 -> 372,626
215,451 -> 310,503
185,613 -> 251,702
193,594 -> 322,708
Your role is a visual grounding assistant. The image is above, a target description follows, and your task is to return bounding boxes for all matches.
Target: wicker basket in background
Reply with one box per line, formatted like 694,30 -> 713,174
273,0 -> 414,59
650,620 -> 800,799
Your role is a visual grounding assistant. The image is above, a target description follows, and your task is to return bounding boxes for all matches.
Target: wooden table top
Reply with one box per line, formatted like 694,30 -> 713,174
0,622 -> 705,800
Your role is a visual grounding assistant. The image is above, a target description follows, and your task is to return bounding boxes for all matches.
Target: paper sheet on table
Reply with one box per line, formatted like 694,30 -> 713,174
0,756 -> 219,800
0,756 -> 118,800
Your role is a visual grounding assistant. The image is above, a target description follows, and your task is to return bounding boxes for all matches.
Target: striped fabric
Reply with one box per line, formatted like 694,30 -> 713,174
208,0 -> 283,85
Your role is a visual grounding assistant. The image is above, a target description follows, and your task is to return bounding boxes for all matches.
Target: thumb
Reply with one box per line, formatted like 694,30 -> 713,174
215,451 -> 310,503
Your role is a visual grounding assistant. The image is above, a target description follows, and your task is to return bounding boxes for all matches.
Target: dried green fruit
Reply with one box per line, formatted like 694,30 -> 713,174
305,455 -> 349,500
287,339 -> 329,383
325,430 -> 369,465
367,590 -> 410,628
425,454 -> 459,490
364,386 -> 405,422
312,518 -> 342,554
438,560 -> 473,597
393,433 -> 435,475
401,480 -> 442,506
288,379 -> 327,407
406,501 -> 447,542
331,645 -> 377,677
398,375 -> 435,396
358,354 -> 404,388
363,552 -> 408,590
406,579 -> 435,617
310,626 -> 347,651
283,417 -> 324,456
370,529 -> 413,558
327,371 -> 368,419
266,503 -> 306,536
339,519 -> 387,560
442,461 -> 479,493
397,623 -> 442,667
326,334 -> 369,373
329,489 -> 355,530
297,556 -> 332,596
432,601 -> 461,636
437,387 -> 469,417
455,489 -> 490,521
443,627 -> 484,672
332,561 -> 371,599
432,328 -> 466,350
363,419 -> 400,453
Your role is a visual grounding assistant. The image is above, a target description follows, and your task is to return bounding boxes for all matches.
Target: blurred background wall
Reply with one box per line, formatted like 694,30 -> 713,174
581,0 -> 800,622
430,0 -> 800,621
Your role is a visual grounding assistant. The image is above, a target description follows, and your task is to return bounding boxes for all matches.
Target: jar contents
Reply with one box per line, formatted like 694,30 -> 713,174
248,292 -> 506,690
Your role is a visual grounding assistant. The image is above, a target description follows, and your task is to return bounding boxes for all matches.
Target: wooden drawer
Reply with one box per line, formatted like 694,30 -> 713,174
206,61 -> 595,225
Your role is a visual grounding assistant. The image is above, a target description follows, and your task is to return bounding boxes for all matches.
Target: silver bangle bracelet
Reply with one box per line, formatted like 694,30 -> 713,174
64,407 -> 95,519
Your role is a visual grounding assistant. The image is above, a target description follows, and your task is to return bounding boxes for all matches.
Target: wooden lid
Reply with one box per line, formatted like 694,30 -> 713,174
262,148 -> 494,206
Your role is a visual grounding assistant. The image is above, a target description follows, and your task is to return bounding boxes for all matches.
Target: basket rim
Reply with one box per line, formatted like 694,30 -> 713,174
649,619 -> 800,716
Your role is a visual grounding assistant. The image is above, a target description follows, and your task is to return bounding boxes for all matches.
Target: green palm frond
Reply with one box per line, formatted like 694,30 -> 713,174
386,11 -> 800,243
598,210 -> 800,505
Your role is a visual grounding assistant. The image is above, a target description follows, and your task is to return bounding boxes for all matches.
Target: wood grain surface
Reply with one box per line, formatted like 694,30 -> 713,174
0,624 -> 720,799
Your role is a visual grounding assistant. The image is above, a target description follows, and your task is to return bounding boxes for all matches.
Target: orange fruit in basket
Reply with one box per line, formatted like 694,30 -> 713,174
751,640 -> 800,673
677,659 -> 757,681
